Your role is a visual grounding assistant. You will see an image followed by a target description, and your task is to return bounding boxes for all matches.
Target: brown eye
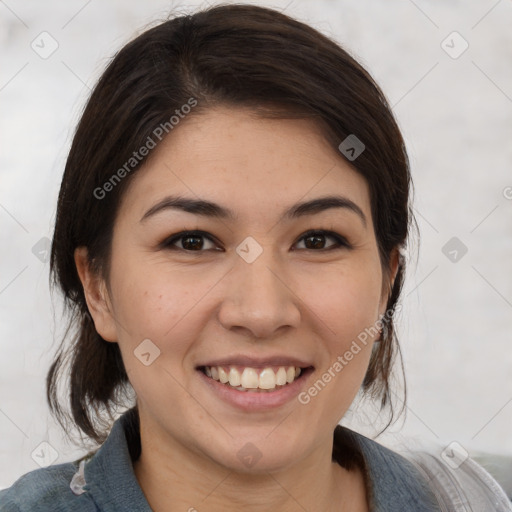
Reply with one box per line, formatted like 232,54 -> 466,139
162,231 -> 219,252
294,230 -> 350,251
180,234 -> 207,250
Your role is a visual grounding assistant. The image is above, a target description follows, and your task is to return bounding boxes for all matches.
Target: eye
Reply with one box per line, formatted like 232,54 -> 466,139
161,230 -> 220,252
293,230 -> 350,251
160,229 -> 350,253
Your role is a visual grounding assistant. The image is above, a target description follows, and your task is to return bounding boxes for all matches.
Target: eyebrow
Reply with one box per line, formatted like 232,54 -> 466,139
140,194 -> 367,227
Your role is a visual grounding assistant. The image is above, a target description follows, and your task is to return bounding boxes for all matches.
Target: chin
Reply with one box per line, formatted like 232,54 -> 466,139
203,430 -> 309,475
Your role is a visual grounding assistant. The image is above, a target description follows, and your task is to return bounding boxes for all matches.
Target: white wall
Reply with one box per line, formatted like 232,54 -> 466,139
1,0 -> 511,487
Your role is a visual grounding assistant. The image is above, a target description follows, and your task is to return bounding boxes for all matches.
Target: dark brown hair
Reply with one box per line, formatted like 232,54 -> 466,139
48,3 -> 414,448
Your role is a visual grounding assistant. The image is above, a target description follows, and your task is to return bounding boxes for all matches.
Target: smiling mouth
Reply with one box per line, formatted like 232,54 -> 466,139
198,365 -> 312,392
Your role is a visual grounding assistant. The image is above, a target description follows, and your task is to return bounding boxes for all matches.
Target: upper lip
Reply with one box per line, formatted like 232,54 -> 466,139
197,354 -> 314,369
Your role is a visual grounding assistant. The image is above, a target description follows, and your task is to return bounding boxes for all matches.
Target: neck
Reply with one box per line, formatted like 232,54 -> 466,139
132,417 -> 368,512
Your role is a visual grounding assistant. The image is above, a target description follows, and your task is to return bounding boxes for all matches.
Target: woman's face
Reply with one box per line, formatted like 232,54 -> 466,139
80,107 -> 396,472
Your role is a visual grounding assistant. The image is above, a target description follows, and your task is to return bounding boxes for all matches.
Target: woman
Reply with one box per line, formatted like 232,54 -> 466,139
1,4 -> 510,511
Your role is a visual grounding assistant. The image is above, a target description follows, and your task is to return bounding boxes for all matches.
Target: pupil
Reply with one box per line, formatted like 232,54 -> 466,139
183,236 -> 203,250
306,235 -> 325,249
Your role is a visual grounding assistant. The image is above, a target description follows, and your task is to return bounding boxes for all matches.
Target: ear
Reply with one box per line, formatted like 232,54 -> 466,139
379,247 -> 400,317
74,246 -> 117,342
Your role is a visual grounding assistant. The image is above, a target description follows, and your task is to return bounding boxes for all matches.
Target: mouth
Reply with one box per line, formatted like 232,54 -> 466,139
198,364 -> 313,392
195,355 -> 315,410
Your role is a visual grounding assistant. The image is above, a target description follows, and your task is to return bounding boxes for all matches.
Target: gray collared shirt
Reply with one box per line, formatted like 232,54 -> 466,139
1,410 -> 509,511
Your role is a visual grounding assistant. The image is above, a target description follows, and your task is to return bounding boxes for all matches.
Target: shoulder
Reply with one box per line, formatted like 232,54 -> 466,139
406,449 -> 512,511
341,427 -> 512,512
334,425 -> 442,510
352,430 -> 443,511
1,409 -> 150,512
0,460 -> 97,512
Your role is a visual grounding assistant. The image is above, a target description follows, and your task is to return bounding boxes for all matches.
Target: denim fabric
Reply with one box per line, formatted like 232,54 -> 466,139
340,428 -> 442,511
0,409 -> 492,511
0,412 -> 151,512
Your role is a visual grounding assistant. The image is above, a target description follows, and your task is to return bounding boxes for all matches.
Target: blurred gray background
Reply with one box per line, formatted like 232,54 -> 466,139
1,0 -> 511,491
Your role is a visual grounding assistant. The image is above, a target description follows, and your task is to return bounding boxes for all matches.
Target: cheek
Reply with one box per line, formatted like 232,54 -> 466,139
299,272 -> 380,414
108,263 -> 209,402
108,252 -> 229,374
302,262 -> 383,343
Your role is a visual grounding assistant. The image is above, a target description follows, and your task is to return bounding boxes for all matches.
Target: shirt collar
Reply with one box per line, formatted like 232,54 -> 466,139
335,425 -> 442,511
81,410 -> 152,512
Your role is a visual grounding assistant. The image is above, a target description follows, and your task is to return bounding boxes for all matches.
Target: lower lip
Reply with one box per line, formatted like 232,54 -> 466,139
197,368 -> 314,411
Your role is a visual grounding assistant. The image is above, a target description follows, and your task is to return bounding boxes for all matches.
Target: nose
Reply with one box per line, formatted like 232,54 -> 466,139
217,250 -> 301,339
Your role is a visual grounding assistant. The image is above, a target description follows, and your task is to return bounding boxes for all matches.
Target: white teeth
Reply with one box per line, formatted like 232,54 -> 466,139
218,366 -> 229,383
259,368 -> 276,389
204,365 -> 303,391
276,367 -> 287,386
228,367 -> 241,387
241,368 -> 259,388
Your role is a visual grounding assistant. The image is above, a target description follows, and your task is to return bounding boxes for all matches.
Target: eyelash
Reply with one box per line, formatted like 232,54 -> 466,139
160,229 -> 351,253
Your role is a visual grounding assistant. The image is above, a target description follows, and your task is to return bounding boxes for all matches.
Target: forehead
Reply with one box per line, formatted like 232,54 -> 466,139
118,107 -> 372,226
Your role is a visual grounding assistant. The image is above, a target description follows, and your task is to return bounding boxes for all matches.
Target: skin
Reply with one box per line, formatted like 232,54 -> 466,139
75,107 -> 398,512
